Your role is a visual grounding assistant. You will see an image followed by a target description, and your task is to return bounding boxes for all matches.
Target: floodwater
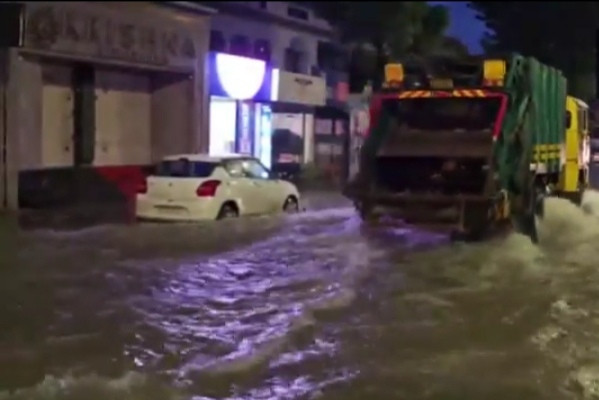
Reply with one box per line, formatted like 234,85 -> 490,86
3,192 -> 599,399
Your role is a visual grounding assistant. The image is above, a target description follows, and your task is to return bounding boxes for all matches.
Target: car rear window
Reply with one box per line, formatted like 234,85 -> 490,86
156,159 -> 218,178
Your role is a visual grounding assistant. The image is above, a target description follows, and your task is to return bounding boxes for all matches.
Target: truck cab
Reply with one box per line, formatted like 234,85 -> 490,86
559,96 -> 590,202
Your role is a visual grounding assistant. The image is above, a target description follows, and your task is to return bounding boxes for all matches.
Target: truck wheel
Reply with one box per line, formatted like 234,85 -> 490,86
534,189 -> 545,218
512,178 -> 540,243
514,213 -> 538,244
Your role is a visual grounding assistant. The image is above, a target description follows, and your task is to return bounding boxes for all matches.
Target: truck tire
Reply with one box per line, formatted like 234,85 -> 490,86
517,213 -> 538,243
516,187 -> 539,243
534,187 -> 545,218
511,175 -> 540,243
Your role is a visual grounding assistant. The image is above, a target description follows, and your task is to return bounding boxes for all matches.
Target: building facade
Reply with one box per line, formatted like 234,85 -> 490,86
207,1 -> 336,76
0,1 -> 213,210
205,1 -> 350,182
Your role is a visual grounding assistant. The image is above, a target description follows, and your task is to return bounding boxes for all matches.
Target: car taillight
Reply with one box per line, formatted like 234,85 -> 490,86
196,180 -> 221,197
136,178 -> 147,194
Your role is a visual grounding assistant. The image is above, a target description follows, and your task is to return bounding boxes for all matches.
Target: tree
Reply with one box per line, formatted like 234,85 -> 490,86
435,36 -> 470,58
469,2 -> 599,99
307,2 -> 450,90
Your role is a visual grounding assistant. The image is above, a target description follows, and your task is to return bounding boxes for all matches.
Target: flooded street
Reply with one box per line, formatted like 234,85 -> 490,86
3,192 -> 599,399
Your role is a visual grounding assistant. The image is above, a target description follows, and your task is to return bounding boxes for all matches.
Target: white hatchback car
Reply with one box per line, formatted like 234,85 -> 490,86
135,153 -> 301,221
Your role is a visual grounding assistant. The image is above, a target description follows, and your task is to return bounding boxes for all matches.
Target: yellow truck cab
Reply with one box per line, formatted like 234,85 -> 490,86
558,96 -> 590,202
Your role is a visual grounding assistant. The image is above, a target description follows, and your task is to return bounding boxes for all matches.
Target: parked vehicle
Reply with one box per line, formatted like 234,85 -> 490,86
136,154 -> 301,222
344,55 -> 589,243
271,128 -> 304,182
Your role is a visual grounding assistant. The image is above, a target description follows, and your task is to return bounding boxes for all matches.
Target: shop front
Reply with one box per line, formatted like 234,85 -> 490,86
0,2 -> 212,210
207,52 -> 275,168
311,78 -> 350,186
347,93 -> 371,180
270,70 -> 327,178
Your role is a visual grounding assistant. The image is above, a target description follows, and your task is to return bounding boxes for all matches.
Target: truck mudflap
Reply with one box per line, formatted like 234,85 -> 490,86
346,189 -> 510,240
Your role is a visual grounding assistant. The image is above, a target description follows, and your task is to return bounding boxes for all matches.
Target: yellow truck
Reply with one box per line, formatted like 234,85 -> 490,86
557,96 -> 590,203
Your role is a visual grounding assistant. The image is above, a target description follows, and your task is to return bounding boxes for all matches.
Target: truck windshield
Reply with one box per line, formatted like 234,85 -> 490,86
383,97 -> 502,131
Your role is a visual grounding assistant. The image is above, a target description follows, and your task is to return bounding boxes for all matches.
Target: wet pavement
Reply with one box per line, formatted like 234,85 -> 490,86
3,191 -> 599,399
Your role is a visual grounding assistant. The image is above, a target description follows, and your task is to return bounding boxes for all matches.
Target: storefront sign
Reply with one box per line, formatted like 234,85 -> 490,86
208,52 -> 273,101
22,3 -> 199,69
276,71 -> 326,106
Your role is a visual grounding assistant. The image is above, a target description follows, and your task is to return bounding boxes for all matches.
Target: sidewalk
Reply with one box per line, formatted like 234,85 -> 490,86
15,190 -> 351,231
17,202 -> 134,231
300,190 -> 351,211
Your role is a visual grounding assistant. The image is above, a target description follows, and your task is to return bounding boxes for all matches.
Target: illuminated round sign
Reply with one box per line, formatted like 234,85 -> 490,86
215,53 -> 266,100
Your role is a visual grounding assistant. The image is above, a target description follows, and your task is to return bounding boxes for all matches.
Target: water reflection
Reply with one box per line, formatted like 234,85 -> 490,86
128,209 -> 388,385
6,193 -> 599,399
0,205 -> 386,398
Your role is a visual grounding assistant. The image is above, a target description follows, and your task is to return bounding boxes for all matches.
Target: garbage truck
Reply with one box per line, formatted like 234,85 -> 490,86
343,54 -> 590,242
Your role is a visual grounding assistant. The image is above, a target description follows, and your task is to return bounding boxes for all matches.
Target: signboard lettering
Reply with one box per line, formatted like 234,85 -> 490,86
24,3 -> 198,69
26,6 -> 59,48
89,16 -> 100,43
182,37 -> 195,58
163,31 -> 179,57
139,27 -> 157,55
64,10 -> 81,42
119,24 -> 135,50
104,19 -> 114,47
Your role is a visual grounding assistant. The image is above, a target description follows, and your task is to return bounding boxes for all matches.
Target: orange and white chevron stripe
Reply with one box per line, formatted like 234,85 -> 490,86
398,89 -> 488,98
398,90 -> 433,99
451,89 -> 487,97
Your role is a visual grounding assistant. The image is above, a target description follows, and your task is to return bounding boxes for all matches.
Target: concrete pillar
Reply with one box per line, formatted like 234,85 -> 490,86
0,50 -> 6,210
194,33 -> 210,154
1,50 -> 43,210
595,29 -> 599,99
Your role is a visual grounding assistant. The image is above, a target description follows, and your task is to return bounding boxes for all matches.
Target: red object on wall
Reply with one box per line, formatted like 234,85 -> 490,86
95,166 -> 148,201
95,165 -> 150,221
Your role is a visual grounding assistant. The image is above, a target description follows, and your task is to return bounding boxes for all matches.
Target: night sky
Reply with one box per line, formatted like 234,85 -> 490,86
429,1 -> 487,54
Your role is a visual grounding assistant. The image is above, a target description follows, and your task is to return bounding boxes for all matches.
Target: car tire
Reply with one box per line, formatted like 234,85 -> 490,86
217,203 -> 239,220
283,196 -> 299,213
